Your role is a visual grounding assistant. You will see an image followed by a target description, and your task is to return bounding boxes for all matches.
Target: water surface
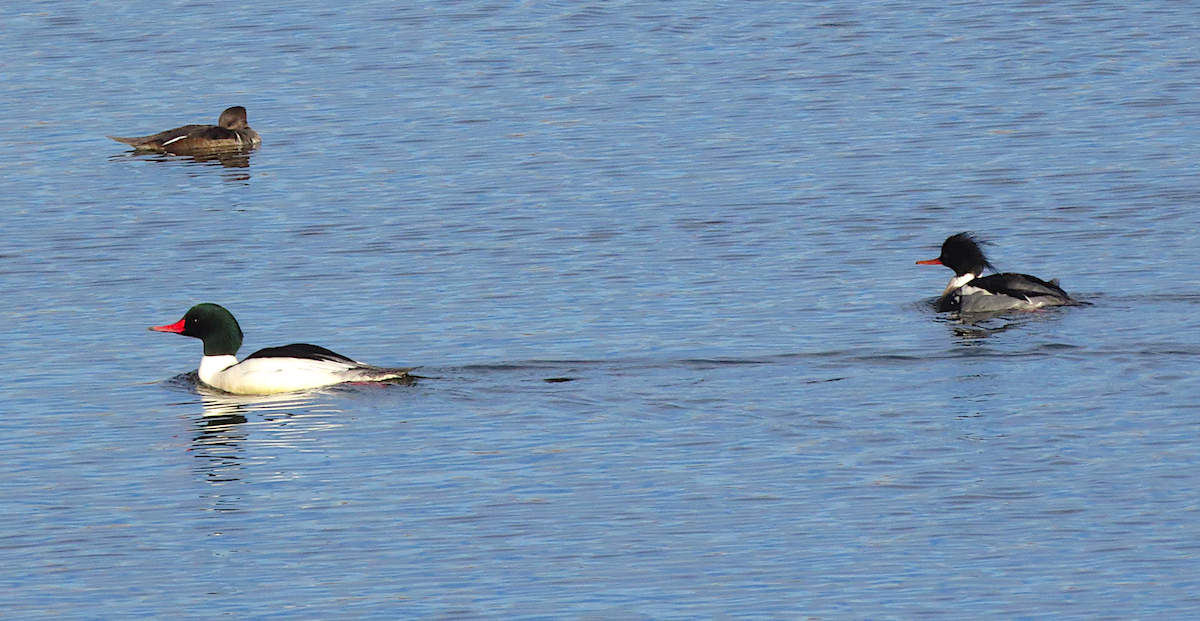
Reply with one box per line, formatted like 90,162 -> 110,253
3,1 -> 1200,619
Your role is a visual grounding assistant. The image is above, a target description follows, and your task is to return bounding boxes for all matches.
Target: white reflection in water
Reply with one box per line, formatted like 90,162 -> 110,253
189,384 -> 346,510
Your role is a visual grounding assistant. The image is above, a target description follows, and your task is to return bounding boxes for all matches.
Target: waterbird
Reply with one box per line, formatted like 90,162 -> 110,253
150,303 -> 412,395
109,106 -> 261,155
917,232 -> 1079,313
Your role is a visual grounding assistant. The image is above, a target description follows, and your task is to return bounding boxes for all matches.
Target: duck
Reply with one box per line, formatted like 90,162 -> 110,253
109,106 -> 261,155
150,303 -> 412,395
917,232 -> 1079,313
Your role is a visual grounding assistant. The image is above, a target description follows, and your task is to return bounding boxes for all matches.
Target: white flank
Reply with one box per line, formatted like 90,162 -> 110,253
162,135 -> 188,146
200,356 -> 381,395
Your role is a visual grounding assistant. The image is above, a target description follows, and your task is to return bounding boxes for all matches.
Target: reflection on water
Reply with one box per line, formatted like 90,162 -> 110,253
106,150 -> 253,186
192,410 -> 247,513
947,316 -> 1022,341
189,386 -> 338,509
923,298 -> 1082,342
196,385 -> 322,418
107,150 -> 253,169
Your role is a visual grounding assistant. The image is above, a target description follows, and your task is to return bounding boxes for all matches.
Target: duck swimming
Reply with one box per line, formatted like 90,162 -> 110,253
150,303 -> 412,395
917,232 -> 1079,313
109,106 -> 261,155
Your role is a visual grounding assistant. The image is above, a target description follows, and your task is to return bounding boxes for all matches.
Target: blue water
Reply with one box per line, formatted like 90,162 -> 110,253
3,1 -> 1200,618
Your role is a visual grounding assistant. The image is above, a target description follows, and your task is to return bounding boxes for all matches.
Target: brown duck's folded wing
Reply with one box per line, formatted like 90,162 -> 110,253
107,124 -> 211,147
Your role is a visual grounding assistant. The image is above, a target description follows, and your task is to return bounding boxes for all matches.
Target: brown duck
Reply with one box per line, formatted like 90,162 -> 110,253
109,106 -> 261,155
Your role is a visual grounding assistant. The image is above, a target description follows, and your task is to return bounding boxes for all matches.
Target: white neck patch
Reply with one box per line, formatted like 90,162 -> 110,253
942,273 -> 976,297
198,355 -> 239,387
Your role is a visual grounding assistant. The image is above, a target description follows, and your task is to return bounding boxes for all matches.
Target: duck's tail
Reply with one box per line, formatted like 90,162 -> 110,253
108,134 -> 156,147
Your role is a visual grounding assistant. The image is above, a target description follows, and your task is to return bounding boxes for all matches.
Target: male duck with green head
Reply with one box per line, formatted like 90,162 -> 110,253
151,303 -> 412,395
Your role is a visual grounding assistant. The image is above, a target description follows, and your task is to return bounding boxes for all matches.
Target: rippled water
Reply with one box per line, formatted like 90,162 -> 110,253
4,1 -> 1200,619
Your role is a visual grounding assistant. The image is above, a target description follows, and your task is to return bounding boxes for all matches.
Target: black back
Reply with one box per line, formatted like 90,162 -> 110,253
974,272 -> 1072,300
244,343 -> 358,364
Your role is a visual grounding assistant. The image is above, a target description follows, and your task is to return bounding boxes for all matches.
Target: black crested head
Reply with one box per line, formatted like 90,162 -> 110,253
937,232 -> 994,277
180,303 -> 245,356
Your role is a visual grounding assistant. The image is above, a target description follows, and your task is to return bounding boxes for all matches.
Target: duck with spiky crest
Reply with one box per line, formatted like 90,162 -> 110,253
917,233 -> 1079,313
